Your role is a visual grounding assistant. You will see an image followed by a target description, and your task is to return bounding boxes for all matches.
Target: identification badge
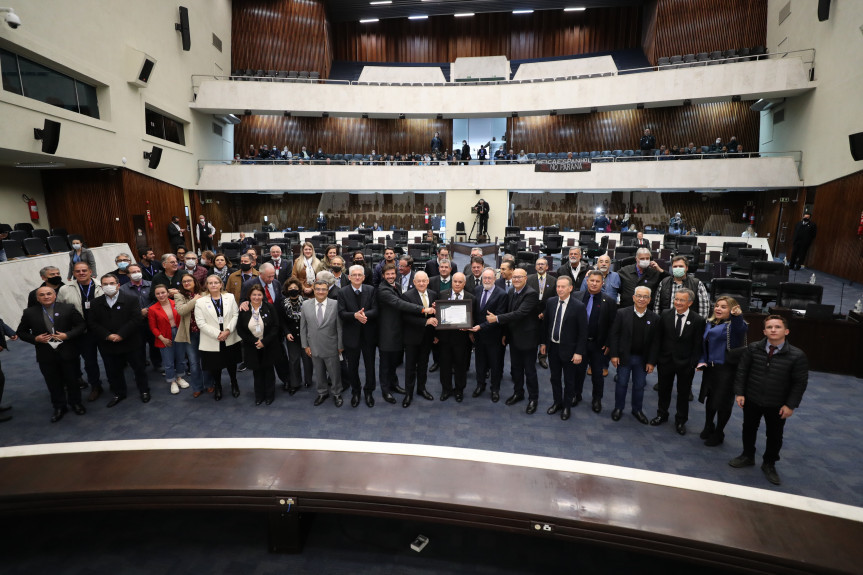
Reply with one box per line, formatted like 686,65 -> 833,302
255,325 -> 262,334
217,316 -> 223,323
84,301 -> 91,309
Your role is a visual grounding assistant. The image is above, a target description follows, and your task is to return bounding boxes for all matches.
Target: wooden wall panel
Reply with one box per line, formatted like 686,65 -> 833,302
806,171 -> 863,283
332,7 -> 642,63
648,0 -> 767,64
42,169 -> 186,260
232,0 -> 333,77
235,117 -> 453,158
507,101 -> 760,155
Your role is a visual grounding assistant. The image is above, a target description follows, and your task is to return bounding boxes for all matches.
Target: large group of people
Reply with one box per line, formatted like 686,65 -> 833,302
0,237 -> 809,486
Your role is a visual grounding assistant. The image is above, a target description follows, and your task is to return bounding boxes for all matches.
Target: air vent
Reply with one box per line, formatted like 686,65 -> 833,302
212,33 -> 223,52
212,122 -> 223,136
778,1 -> 791,25
773,108 -> 785,124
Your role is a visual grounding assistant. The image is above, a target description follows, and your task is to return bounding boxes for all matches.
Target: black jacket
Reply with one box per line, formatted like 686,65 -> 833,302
87,292 -> 142,355
497,286 -> 540,350
16,302 -> 85,362
401,288 -> 438,347
376,281 -> 425,352
236,302 -> 282,370
555,262 -> 589,292
656,309 -> 705,369
541,296 -> 588,359
608,307 -> 660,366
337,283 -> 378,348
618,264 -> 667,308
572,290 -> 617,348
733,339 -> 808,408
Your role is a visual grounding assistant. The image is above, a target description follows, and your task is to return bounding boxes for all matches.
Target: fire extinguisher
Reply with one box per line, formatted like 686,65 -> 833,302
146,208 -> 154,230
23,195 -> 39,221
424,206 -> 429,225
858,211 -> 863,237
749,209 -> 755,225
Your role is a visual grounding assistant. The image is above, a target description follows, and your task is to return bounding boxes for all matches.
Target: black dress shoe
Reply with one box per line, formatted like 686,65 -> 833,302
633,411 -> 649,425
611,408 -> 622,421
505,393 -> 524,406
287,386 -> 300,396
87,385 -> 103,402
729,454 -> 756,468
334,395 -> 344,408
0,404 -> 12,412
650,415 -> 668,426
591,399 -> 602,414
428,362 -> 439,372
214,384 -> 223,401
106,395 -> 124,408
538,357 -> 549,369
237,363 -> 247,372
699,422 -> 715,440
418,389 -> 434,401
571,394 -> 582,407
265,398 -> 274,405
71,404 -> 86,415
761,462 -> 781,485
491,391 -> 500,403
314,394 -> 329,406
704,431 -> 725,447
231,381 -> 240,398
51,407 -> 68,423
382,393 -> 396,404
675,422 -> 687,436
526,400 -> 538,414
255,399 -> 264,406
653,382 -> 659,391
351,394 -> 360,408
440,391 -> 452,401
455,393 -> 463,402
140,392 -> 151,403
546,403 -> 561,415
393,385 -> 407,395
402,394 -> 412,408
365,393 -> 375,408
77,378 -> 88,390
560,407 -> 571,421
472,385 -> 485,398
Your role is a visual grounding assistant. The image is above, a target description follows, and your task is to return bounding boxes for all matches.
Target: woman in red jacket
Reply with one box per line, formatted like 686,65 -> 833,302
149,284 -> 190,395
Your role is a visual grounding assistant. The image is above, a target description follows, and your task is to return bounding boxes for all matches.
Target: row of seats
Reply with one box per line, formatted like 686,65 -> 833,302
231,69 -> 321,82
657,46 -> 766,68
1,223 -> 81,259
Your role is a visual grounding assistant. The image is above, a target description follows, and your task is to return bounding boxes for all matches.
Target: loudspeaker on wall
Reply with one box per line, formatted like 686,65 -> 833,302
34,119 -> 61,154
849,132 -> 863,161
144,146 -> 163,169
817,0 -> 830,21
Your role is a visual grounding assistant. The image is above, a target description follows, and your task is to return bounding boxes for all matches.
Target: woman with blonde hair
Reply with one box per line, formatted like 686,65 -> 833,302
194,274 -> 241,400
696,295 -> 749,447
292,241 -> 324,297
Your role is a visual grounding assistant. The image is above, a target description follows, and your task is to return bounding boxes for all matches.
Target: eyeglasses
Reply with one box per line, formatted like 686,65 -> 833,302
634,294 -> 650,299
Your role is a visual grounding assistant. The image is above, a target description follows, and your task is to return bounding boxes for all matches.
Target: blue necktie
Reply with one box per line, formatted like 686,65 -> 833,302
480,289 -> 489,309
586,294 -> 593,321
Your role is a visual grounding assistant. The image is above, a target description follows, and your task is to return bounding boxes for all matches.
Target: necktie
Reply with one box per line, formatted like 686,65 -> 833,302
265,284 -> 273,303
480,289 -> 489,309
456,293 -> 461,300
355,289 -> 362,307
506,280 -> 512,291
676,313 -> 684,336
242,274 -> 249,283
539,276 -> 545,297
274,260 -> 280,270
586,294 -> 593,320
552,300 -> 564,342
317,302 -> 324,326
421,291 -> 429,309
768,344 -> 777,360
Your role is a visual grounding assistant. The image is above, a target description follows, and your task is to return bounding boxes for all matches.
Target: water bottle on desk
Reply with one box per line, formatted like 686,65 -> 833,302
809,273 -> 816,285
854,298 -> 863,314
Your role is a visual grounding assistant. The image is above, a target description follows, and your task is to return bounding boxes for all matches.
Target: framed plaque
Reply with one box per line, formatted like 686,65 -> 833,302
435,299 -> 473,330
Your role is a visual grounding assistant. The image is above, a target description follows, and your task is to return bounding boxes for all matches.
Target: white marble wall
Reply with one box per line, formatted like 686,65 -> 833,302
358,66 -> 446,84
451,56 -> 510,81
513,56 -> 617,81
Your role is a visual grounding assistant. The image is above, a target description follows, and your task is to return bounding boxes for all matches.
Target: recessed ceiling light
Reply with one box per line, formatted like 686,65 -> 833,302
564,7 -> 586,11
408,15 -> 428,20
513,10 -> 534,15
16,162 -> 66,169
369,1 -> 391,4
359,18 -> 379,23
454,13 -> 474,17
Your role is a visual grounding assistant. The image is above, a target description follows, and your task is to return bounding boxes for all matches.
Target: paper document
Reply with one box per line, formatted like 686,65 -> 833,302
441,305 -> 467,325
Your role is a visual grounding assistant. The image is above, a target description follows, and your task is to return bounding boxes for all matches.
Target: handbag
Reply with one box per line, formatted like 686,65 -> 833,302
724,320 -> 748,365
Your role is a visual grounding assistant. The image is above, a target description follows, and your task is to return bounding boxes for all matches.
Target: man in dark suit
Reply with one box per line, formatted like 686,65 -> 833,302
573,270 -> 618,414
427,258 -> 453,294
338,264 -> 378,408
609,286 -> 661,424
424,246 -> 450,278
27,265 -> 63,308
788,212 -> 817,270
470,268 -> 508,401
474,199 -> 490,237
269,245 -> 292,285
540,275 -> 588,420
462,248 -> 484,274
634,231 -> 650,248
495,261 -> 515,293
16,286 -> 87,422
167,215 -> 185,251
400,271 -> 438,407
0,316 -> 18,422
464,256 -> 485,293
650,288 -> 705,435
486,268 -> 541,414
526,257 -> 556,369
397,255 -> 415,293
618,247 -> 667,309
556,247 -> 589,290
87,274 -> 151,407
376,263 -> 433,404
436,273 -> 473,402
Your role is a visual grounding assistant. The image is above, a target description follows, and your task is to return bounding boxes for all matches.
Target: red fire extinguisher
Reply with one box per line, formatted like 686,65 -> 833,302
424,206 -> 429,225
24,195 -> 39,221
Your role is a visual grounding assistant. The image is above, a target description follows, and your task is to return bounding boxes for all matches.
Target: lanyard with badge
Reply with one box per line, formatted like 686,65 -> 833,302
212,297 -> 224,329
80,282 -> 93,310
251,305 -> 263,336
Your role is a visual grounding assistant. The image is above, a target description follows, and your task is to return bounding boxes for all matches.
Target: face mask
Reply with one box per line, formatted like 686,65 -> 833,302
46,276 -> 63,286
199,220 -> 205,225
672,267 -> 686,278
185,260 -> 197,269
354,260 -> 364,266
130,272 -> 143,282
117,262 -> 129,270
240,263 -> 252,272
72,243 -> 82,250
638,259 -> 651,269
287,289 -> 300,298
102,285 -> 118,296
200,258 -> 208,266
331,267 -> 341,274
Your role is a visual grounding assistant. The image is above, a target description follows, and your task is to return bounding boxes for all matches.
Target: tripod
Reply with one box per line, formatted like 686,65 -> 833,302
468,213 -> 481,243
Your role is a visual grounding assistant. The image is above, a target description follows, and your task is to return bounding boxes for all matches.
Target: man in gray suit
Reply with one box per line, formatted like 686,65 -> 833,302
301,280 -> 344,407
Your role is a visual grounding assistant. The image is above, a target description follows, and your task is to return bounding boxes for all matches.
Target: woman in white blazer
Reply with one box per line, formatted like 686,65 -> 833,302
194,274 -> 242,401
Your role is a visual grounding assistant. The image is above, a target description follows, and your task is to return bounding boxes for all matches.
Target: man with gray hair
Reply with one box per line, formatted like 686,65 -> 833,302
109,253 -> 133,286
617,247 -> 667,309
315,270 -> 339,299
301,279 -> 344,407
338,264 -> 378,408
27,265 -> 63,308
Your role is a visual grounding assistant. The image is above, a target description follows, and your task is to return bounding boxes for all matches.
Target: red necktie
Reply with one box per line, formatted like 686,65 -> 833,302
265,284 -> 273,303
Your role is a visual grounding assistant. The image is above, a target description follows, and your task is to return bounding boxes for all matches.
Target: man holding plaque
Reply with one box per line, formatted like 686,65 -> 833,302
435,272 -> 474,402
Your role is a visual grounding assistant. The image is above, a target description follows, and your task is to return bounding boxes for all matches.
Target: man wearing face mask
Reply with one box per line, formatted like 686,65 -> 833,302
227,253 -> 258,302
314,147 -> 326,161
121,263 -> 160,372
654,256 -> 711,317
618,248 -> 667,309
184,253 -> 208,285
196,215 -> 216,253
788,212 -> 817,271
557,247 -> 589,290
28,266 -> 64,308
351,251 -> 373,286
109,253 -> 133,286
167,215 -> 186,251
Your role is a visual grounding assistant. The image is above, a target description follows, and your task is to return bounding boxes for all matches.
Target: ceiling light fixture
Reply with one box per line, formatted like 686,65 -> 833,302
359,18 -> 379,23
408,15 -> 428,20
454,13 -> 474,17
513,10 -> 534,15
370,1 -> 391,4
564,7 -> 586,11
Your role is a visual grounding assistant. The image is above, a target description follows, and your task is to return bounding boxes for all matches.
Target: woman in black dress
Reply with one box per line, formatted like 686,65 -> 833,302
237,284 -> 280,405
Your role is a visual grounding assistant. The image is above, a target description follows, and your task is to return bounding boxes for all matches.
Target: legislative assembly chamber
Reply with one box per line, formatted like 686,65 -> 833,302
0,1 -> 862,573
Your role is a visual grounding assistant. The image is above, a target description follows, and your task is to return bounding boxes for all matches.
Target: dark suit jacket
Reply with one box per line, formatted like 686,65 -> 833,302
541,296 -> 588,360
555,262 -> 589,291
16,302 -> 85,362
657,309 -> 705,369
337,283 -> 378,348
401,288 -> 438,347
397,271 -> 415,293
87,292 -> 142,355
473,285 -> 508,339
495,277 -> 514,293
269,259 -> 292,284
240,277 -> 284,307
465,273 -> 484,293
427,275 -> 452,294
572,290 -> 617,348
27,282 -> 60,308
617,264 -> 668,308
424,259 -> 440,278
496,286 -> 540,350
634,238 -> 651,248
236,302 -> 281,369
167,222 -> 185,249
608,307 -> 661,366
526,273 -> 557,312
376,281 -> 424,352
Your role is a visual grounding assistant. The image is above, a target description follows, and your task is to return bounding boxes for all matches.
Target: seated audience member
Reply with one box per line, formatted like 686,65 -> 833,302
314,147 -> 326,161
517,150 -> 528,163
493,148 -> 505,163
505,149 -> 517,163
710,138 -> 724,154
27,265 -> 63,308
67,238 -> 96,281
237,232 -> 255,250
727,136 -> 739,153
148,284 -> 190,396
741,226 -> 757,238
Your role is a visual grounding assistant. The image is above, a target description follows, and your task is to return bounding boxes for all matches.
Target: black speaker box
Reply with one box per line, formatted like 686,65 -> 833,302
817,0 -> 830,21
145,146 -> 163,169
850,132 -> 863,161
176,6 -> 191,51
34,119 -> 61,154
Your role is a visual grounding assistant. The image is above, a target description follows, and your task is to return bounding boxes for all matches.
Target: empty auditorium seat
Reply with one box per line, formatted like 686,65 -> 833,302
711,278 -> 753,312
23,237 -> 49,256
50,227 -> 68,237
777,283 -> 823,309
47,235 -> 70,253
31,229 -> 50,241
1,239 -> 25,259
14,222 -> 34,233
8,230 -> 29,242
